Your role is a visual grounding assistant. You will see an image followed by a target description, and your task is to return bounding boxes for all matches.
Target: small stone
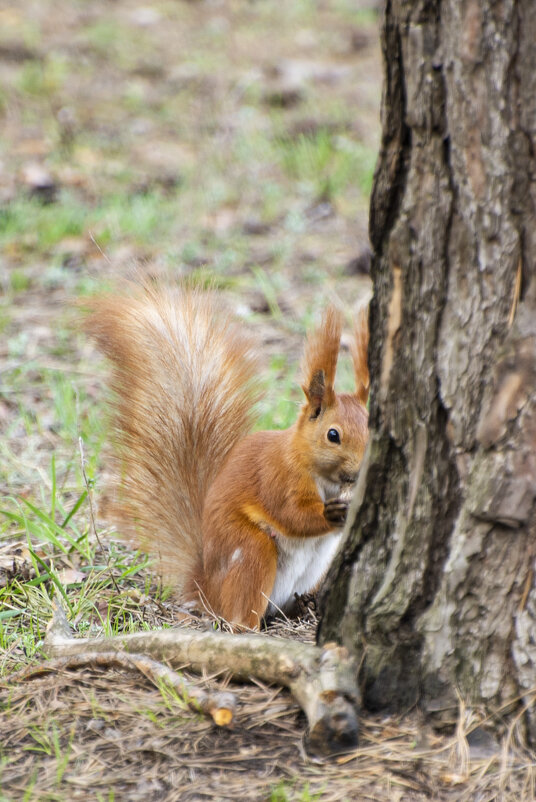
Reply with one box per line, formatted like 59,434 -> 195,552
86,718 -> 105,732
242,219 -> 271,236
263,85 -> 304,109
129,7 -> 161,26
21,162 -> 57,203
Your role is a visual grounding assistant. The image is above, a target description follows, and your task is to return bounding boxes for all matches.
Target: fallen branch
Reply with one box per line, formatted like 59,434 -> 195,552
11,638 -> 235,727
44,605 -> 359,755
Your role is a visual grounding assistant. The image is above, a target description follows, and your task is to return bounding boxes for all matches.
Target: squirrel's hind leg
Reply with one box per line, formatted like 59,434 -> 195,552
202,524 -> 278,631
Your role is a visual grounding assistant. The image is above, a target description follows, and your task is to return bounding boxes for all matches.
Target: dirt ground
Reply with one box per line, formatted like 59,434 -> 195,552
1,1 -> 535,800
3,606 -> 535,802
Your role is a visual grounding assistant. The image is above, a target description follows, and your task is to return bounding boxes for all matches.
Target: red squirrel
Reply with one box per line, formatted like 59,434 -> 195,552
86,284 -> 369,629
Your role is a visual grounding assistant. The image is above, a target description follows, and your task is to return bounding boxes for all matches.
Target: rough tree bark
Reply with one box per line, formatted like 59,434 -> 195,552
319,0 -> 536,736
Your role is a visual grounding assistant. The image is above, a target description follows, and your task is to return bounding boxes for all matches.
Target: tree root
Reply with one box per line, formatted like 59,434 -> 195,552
43,604 -> 359,755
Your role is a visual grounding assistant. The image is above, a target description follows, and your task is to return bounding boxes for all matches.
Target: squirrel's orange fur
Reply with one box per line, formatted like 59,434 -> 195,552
86,285 -> 369,629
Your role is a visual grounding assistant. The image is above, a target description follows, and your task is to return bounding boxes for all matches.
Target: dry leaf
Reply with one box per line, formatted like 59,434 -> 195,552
59,568 -> 86,585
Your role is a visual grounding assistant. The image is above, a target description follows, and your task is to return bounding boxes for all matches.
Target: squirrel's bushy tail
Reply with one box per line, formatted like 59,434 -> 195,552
85,284 -> 263,593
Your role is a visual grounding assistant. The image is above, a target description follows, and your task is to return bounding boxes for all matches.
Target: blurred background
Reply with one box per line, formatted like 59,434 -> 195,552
0,0 -> 382,499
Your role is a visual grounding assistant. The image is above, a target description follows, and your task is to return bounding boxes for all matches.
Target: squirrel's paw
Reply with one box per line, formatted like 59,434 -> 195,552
324,498 -> 348,527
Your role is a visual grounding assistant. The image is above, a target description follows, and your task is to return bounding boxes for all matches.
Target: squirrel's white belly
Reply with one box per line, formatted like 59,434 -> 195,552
266,531 -> 342,615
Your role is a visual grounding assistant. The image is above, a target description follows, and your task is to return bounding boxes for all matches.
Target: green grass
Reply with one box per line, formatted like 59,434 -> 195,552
277,129 -> 376,201
17,54 -> 68,98
0,514 -> 154,673
81,20 -> 122,56
0,196 -> 86,253
0,345 -> 154,671
0,188 -> 185,260
269,781 -> 325,802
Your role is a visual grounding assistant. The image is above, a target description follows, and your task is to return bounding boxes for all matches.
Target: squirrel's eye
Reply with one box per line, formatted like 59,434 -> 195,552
327,428 -> 341,444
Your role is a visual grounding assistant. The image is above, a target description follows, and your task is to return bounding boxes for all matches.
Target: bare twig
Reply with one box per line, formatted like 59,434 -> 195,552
89,232 -> 113,264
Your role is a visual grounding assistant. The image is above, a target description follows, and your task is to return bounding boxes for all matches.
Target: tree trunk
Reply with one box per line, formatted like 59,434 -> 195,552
319,0 -> 536,736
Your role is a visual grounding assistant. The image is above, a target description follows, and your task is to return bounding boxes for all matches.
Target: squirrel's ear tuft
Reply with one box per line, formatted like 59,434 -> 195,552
351,304 -> 370,405
302,369 -> 326,418
301,306 -> 341,414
